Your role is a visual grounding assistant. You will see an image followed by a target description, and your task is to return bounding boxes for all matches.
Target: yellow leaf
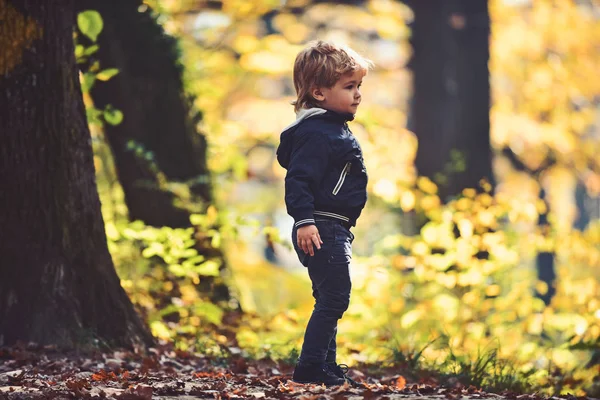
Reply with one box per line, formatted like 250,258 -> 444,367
462,188 -> 476,198
417,177 -> 438,194
232,34 -> 259,54
411,241 -> 429,256
420,195 -> 440,212
374,179 -> 398,202
400,191 -> 415,212
477,210 -> 495,228
400,309 -> 423,328
150,321 -> 172,340
457,219 -> 474,239
485,284 -> 501,297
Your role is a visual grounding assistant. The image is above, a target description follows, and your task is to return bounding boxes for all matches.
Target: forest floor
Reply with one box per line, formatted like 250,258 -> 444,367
0,344 -> 593,400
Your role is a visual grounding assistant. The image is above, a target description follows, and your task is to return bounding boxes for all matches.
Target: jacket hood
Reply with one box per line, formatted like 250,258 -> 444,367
277,108 -> 354,169
276,108 -> 328,169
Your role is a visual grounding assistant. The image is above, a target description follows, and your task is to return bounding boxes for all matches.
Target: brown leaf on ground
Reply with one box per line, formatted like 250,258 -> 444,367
395,375 -> 406,389
0,344 -> 564,400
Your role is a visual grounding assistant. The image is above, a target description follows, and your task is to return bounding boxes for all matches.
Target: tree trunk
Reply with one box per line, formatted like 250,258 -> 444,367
407,0 -> 493,201
81,0 -> 211,228
80,0 -> 232,304
0,0 -> 153,349
535,188 -> 555,306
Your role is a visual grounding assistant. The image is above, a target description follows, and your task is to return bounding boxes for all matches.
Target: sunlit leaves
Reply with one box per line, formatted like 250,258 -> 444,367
231,34 -> 260,54
150,320 -> 172,340
80,72 -> 96,93
103,105 -> 124,126
76,11 -> 123,127
221,0 -> 280,20
77,10 -> 103,42
103,215 -> 229,333
96,68 -> 119,81
490,0 -> 600,174
194,301 -> 224,325
76,44 -> 99,61
272,13 -> 310,44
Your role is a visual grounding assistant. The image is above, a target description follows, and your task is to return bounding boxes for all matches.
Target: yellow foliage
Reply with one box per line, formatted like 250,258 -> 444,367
491,0 -> 600,175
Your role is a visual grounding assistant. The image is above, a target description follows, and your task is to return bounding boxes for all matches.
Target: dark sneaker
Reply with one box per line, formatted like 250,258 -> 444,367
292,362 -> 346,386
327,362 -> 363,388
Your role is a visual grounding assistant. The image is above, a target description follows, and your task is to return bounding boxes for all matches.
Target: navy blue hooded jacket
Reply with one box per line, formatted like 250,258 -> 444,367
276,108 -> 368,229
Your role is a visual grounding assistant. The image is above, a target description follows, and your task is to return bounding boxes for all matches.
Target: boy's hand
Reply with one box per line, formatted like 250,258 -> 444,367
297,225 -> 323,256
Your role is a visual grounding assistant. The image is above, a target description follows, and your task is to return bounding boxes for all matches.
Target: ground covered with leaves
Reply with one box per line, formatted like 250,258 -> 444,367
0,343 -> 594,400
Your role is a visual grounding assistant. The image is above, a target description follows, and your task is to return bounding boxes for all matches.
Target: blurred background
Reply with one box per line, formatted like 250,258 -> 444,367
78,0 -> 600,395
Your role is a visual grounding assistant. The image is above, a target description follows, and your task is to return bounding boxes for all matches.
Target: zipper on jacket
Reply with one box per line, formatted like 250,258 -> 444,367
332,162 -> 351,196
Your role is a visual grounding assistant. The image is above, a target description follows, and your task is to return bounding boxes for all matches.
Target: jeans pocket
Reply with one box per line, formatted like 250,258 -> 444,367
329,225 -> 352,265
292,220 -> 335,267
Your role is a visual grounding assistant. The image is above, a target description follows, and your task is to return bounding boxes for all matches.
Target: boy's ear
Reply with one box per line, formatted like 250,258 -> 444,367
311,87 -> 325,102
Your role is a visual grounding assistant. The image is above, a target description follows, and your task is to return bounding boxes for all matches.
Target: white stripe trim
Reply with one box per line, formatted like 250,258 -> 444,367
295,218 -> 315,227
332,162 -> 351,195
314,211 -> 350,222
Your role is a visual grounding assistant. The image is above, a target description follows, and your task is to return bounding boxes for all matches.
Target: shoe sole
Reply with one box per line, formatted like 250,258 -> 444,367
292,379 -> 345,387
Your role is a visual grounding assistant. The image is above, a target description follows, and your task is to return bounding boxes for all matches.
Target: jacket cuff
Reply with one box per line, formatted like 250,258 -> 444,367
295,218 -> 315,229
292,209 -> 315,229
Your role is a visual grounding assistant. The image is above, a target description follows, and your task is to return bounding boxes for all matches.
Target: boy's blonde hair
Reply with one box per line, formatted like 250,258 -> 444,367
292,40 -> 373,112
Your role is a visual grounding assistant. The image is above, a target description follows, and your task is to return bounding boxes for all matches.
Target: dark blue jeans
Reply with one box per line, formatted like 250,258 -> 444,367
292,219 -> 354,365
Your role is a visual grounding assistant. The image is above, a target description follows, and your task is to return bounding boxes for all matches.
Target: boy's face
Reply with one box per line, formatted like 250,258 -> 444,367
314,70 -> 365,115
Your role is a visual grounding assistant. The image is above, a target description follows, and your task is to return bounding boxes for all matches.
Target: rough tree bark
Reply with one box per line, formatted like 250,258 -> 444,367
406,0 -> 493,201
0,0 -> 153,348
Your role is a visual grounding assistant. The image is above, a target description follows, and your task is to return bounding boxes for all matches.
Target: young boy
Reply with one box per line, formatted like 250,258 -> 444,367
276,40 -> 372,386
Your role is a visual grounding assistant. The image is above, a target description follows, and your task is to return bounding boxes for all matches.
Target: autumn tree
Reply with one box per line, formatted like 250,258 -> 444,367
0,0 -> 153,348
406,0 -> 493,201
78,0 -> 233,302
79,0 -> 211,229
491,0 -> 600,305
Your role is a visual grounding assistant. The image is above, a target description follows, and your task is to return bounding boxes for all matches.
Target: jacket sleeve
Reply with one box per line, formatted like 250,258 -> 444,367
285,129 -> 331,229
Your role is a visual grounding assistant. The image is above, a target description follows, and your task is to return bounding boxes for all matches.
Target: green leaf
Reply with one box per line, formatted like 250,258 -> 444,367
96,68 -> 119,81
81,72 -> 96,93
186,255 -> 206,265
182,248 -> 198,258
195,260 -> 220,277
89,60 -> 101,73
85,107 -> 103,125
211,232 -> 222,248
75,44 -> 84,59
190,213 -> 207,226
168,264 -> 188,277
77,10 -> 103,42
83,44 -> 99,56
103,106 -> 123,126
150,320 -> 172,340
194,301 -> 224,325
155,304 -> 179,318
142,243 -> 164,258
